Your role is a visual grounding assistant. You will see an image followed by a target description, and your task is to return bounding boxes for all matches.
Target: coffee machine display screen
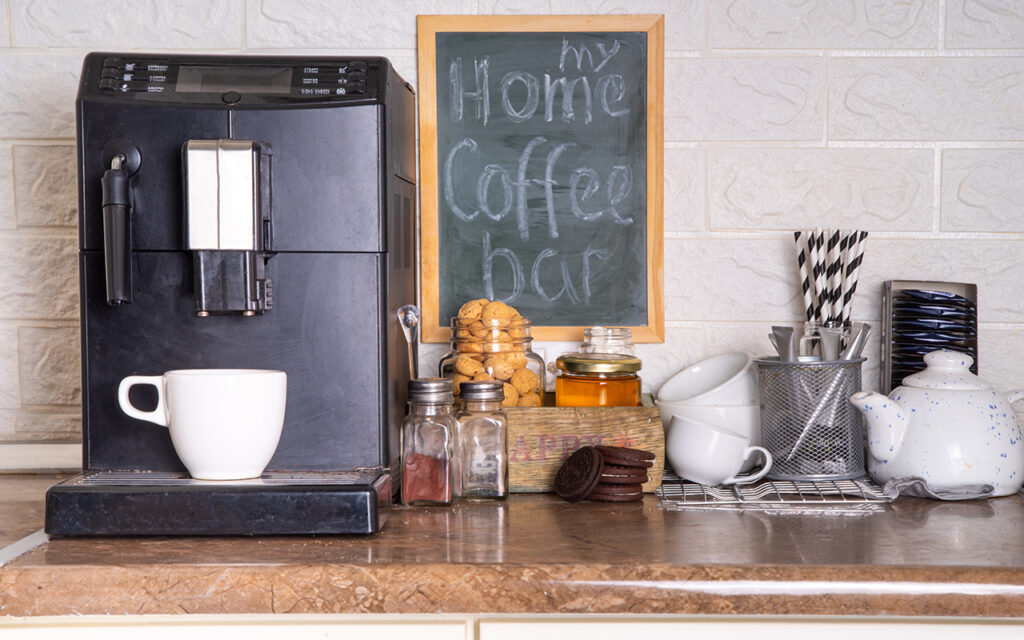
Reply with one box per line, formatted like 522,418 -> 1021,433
176,66 -> 293,94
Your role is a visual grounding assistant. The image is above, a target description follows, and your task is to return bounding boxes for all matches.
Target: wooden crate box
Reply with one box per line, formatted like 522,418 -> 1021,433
504,394 -> 664,493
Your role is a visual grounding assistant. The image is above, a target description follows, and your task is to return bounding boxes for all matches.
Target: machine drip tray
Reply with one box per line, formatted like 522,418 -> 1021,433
46,470 -> 391,536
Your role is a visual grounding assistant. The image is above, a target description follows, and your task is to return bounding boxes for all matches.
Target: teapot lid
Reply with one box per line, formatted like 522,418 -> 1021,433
902,350 -> 989,391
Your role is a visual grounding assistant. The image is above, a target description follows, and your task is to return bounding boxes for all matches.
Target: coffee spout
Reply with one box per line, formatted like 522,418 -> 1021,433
183,140 -> 272,316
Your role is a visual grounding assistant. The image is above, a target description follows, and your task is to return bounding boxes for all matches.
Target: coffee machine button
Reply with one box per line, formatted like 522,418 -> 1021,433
222,91 -> 241,104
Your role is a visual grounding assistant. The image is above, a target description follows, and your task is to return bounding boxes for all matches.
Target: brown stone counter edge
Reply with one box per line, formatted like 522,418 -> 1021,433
2,561 -> 1023,617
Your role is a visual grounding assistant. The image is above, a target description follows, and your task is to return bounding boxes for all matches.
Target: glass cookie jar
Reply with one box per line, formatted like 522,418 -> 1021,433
439,316 -> 545,407
580,326 -> 637,357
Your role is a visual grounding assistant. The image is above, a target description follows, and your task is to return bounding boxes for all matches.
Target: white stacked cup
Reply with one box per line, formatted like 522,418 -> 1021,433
654,352 -> 771,483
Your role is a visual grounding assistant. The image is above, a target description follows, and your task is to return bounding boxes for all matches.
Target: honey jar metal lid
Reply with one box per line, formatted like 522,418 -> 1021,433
556,352 -> 642,374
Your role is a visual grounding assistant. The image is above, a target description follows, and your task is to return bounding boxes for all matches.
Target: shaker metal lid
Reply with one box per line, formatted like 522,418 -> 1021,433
459,380 -> 504,400
408,377 -> 454,402
557,352 -> 642,374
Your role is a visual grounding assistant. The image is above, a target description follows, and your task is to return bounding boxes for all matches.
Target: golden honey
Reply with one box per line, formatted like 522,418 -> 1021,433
555,353 -> 642,407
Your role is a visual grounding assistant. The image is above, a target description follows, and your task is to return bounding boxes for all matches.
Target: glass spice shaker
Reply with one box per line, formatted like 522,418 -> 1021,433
401,378 -> 460,505
455,381 -> 508,500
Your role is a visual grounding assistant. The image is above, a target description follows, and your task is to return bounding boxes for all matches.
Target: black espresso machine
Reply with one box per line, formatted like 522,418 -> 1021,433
45,53 -> 418,535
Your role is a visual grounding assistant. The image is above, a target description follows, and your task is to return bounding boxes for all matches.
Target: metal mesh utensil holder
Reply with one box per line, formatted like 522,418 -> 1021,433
755,357 -> 866,481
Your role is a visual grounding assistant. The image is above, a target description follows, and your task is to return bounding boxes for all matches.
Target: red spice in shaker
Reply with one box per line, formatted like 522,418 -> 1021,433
402,452 -> 451,503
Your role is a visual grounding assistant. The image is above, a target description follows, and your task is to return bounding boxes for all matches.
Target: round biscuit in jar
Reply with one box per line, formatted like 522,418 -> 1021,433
458,298 -> 489,319
484,356 -> 516,381
481,300 -> 517,322
517,392 -> 541,407
510,367 -> 539,395
454,355 -> 484,377
456,340 -> 484,354
502,382 -> 520,406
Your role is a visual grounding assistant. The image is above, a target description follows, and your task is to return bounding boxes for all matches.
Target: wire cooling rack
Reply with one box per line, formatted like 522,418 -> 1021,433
657,471 -> 892,515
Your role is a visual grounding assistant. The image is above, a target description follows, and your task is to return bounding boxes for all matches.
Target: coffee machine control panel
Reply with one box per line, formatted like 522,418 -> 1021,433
88,55 -> 380,104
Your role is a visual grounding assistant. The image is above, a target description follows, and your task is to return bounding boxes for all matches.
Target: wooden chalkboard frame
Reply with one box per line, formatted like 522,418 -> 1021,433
417,14 -> 665,343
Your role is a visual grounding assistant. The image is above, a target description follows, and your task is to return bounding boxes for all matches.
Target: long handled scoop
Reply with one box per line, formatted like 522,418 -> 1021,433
397,305 -> 421,380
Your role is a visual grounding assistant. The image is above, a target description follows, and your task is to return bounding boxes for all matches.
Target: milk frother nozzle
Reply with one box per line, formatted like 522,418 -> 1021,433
100,147 -> 138,306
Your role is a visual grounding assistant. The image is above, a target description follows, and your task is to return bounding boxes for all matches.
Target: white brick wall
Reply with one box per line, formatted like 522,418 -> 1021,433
0,0 -> 1022,447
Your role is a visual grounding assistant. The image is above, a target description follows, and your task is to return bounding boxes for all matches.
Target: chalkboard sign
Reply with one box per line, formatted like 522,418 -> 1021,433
418,15 -> 664,342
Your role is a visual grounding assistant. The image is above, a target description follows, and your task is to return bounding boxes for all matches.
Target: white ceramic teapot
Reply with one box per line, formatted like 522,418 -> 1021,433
849,350 -> 1024,497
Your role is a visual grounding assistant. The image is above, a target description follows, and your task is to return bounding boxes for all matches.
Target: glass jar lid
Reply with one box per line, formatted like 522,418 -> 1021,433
556,352 -> 642,374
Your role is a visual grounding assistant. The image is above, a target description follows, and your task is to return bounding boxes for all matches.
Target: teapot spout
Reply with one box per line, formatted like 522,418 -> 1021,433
849,391 -> 908,463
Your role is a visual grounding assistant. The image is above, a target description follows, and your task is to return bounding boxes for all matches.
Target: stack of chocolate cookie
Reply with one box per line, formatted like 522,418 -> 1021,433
554,445 -> 654,502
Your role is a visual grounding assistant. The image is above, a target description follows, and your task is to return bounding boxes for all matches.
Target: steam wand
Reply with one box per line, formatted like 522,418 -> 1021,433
101,153 -> 134,305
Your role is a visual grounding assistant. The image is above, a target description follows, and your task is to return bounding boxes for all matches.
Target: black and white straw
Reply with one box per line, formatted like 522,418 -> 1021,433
794,228 -> 868,325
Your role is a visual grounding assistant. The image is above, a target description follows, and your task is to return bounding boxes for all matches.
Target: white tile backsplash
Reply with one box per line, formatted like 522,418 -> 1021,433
0,53 -> 81,139
246,0 -> 476,50
0,2 -> 9,48
10,0 -> 243,49
664,235 -> 798,322
945,0 -> 1024,49
663,147 -> 703,232
830,57 -> 1024,141
666,57 -> 824,141
0,234 -> 78,321
0,143 -> 13,230
549,0 -> 704,51
17,325 -> 80,406
0,324 -> 19,410
708,148 -> 934,231
941,149 -> 1024,232
710,0 -> 939,50
980,328 -> 1024,394
12,145 -> 77,227
1,0 -> 1023,446
14,410 -> 80,441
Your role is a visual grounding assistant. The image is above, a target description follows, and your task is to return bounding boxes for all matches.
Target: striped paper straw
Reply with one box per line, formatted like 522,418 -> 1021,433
825,228 -> 842,323
815,228 -> 830,323
840,230 -> 869,326
794,231 -> 815,322
809,228 -> 825,323
831,230 -> 850,321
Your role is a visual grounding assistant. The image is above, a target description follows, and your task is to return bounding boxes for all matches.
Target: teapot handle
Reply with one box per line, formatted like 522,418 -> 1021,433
1006,390 -> 1024,403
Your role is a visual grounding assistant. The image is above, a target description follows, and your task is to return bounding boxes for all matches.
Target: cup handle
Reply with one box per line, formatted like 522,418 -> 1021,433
726,446 -> 773,485
117,375 -> 167,427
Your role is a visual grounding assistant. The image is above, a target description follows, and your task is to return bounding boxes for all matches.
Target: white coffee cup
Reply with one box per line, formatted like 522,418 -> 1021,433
654,400 -> 760,442
657,352 -> 758,406
118,369 -> 287,480
666,415 -> 772,486
656,400 -> 761,472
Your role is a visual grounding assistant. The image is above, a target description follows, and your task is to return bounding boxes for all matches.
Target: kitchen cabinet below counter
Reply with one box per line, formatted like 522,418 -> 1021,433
0,475 -> 1023,618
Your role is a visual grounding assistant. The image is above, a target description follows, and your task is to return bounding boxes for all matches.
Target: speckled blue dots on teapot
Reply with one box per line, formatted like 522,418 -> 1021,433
849,350 -> 1024,497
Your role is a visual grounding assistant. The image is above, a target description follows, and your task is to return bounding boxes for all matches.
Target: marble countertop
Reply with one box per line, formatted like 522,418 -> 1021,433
1,474 -> 1023,617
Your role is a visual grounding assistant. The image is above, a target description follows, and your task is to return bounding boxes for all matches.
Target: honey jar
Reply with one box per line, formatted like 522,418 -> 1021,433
555,353 -> 642,407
